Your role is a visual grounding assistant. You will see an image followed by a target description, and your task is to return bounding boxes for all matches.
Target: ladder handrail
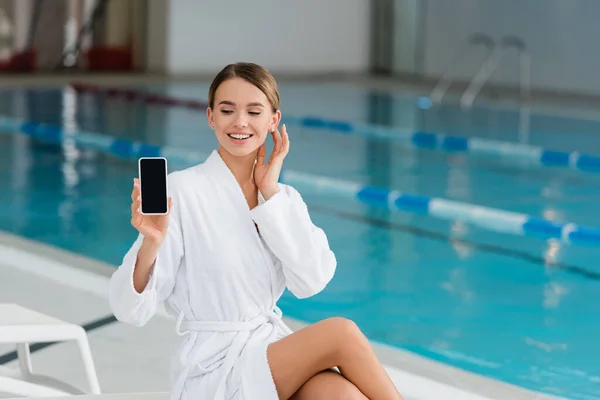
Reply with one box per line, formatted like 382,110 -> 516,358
459,35 -> 531,142
460,35 -> 531,109
502,36 -> 531,143
459,45 -> 503,109
429,33 -> 495,105
501,36 -> 531,105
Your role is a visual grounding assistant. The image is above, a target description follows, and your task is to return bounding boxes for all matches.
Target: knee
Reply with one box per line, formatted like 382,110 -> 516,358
323,317 -> 369,353
324,317 -> 360,336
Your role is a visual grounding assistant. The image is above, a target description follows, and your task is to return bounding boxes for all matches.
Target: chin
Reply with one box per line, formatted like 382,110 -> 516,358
225,147 -> 257,157
218,140 -> 259,158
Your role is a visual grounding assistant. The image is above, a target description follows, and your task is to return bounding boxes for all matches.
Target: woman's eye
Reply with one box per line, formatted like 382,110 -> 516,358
249,111 -> 261,116
220,109 -> 233,114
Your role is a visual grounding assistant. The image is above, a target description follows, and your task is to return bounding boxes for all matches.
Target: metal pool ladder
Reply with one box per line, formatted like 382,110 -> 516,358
429,33 -> 532,142
429,33 -> 495,105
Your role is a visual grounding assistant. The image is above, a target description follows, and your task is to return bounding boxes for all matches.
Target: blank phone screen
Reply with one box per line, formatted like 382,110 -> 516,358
139,158 -> 168,214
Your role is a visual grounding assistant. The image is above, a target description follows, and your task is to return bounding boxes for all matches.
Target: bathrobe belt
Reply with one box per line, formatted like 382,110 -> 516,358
171,307 -> 291,399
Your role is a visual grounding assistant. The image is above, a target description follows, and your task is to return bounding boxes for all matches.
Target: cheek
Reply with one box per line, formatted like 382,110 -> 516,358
213,114 -> 228,125
251,119 -> 271,133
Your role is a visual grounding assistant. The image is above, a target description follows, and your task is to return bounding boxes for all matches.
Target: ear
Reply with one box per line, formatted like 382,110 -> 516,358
271,110 -> 282,131
206,107 -> 214,129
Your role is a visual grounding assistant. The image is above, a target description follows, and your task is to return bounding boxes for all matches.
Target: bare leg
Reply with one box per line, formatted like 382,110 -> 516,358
267,317 -> 403,400
290,369 -> 368,400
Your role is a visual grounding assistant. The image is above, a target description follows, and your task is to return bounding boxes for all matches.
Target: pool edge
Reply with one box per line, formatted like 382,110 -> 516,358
0,230 -> 562,400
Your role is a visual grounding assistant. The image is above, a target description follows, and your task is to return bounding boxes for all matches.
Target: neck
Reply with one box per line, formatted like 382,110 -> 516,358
217,146 -> 257,187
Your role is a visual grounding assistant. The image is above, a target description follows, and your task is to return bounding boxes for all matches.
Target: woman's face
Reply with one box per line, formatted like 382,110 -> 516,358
207,77 -> 280,158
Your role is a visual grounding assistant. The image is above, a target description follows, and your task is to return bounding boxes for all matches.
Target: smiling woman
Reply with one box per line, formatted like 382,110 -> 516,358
205,62 -> 288,207
108,61 -> 403,399
206,62 -> 281,159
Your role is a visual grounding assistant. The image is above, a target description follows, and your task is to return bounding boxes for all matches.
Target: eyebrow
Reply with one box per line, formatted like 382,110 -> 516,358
218,100 -> 265,107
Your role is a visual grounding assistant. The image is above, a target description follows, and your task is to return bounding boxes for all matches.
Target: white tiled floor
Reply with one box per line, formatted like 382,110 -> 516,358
0,231 -> 559,400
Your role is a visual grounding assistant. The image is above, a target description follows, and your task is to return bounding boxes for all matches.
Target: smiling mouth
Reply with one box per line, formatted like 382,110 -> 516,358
227,133 -> 253,140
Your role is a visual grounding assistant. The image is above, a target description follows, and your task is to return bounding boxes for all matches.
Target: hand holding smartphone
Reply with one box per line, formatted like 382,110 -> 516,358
139,157 -> 169,215
130,157 -> 171,245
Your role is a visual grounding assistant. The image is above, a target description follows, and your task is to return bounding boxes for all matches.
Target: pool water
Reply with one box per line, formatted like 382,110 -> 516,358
1,82 -> 599,399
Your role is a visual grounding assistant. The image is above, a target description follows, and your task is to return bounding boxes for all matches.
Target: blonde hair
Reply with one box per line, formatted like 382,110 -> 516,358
208,62 -> 280,112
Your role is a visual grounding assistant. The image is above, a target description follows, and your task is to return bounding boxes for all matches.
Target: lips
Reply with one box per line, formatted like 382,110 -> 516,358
227,133 -> 253,140
226,132 -> 254,144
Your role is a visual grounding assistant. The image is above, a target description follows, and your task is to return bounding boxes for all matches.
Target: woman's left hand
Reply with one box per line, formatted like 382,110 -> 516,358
254,124 -> 290,200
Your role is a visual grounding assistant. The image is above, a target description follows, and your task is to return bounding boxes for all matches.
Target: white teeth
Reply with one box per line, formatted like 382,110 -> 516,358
229,134 -> 250,140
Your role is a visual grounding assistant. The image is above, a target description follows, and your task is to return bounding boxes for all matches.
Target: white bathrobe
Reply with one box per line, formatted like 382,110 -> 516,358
108,149 -> 337,399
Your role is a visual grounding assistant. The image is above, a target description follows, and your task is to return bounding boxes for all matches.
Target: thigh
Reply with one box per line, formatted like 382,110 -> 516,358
290,369 -> 367,400
267,317 -> 360,400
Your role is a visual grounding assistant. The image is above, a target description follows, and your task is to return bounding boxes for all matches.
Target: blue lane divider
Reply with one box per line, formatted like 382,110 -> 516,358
284,115 -> 600,173
2,115 -> 600,247
282,170 -> 600,247
72,84 -> 600,174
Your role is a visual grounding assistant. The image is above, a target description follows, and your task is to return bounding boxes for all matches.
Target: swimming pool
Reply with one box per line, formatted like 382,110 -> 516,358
1,82 -> 599,399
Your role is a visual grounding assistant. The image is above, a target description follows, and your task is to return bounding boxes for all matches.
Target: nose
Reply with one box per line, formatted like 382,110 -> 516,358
233,113 -> 248,128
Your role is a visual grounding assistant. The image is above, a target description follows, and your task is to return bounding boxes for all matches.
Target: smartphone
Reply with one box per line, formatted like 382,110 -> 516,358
138,157 -> 169,215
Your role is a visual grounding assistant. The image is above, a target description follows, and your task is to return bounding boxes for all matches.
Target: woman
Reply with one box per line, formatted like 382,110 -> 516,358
109,62 -> 403,400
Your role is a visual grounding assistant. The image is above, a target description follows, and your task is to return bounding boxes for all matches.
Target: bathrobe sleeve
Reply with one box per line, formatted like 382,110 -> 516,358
108,173 -> 185,327
250,184 -> 337,299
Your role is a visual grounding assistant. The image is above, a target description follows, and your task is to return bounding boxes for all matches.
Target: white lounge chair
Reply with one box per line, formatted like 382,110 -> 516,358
0,303 -> 101,397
